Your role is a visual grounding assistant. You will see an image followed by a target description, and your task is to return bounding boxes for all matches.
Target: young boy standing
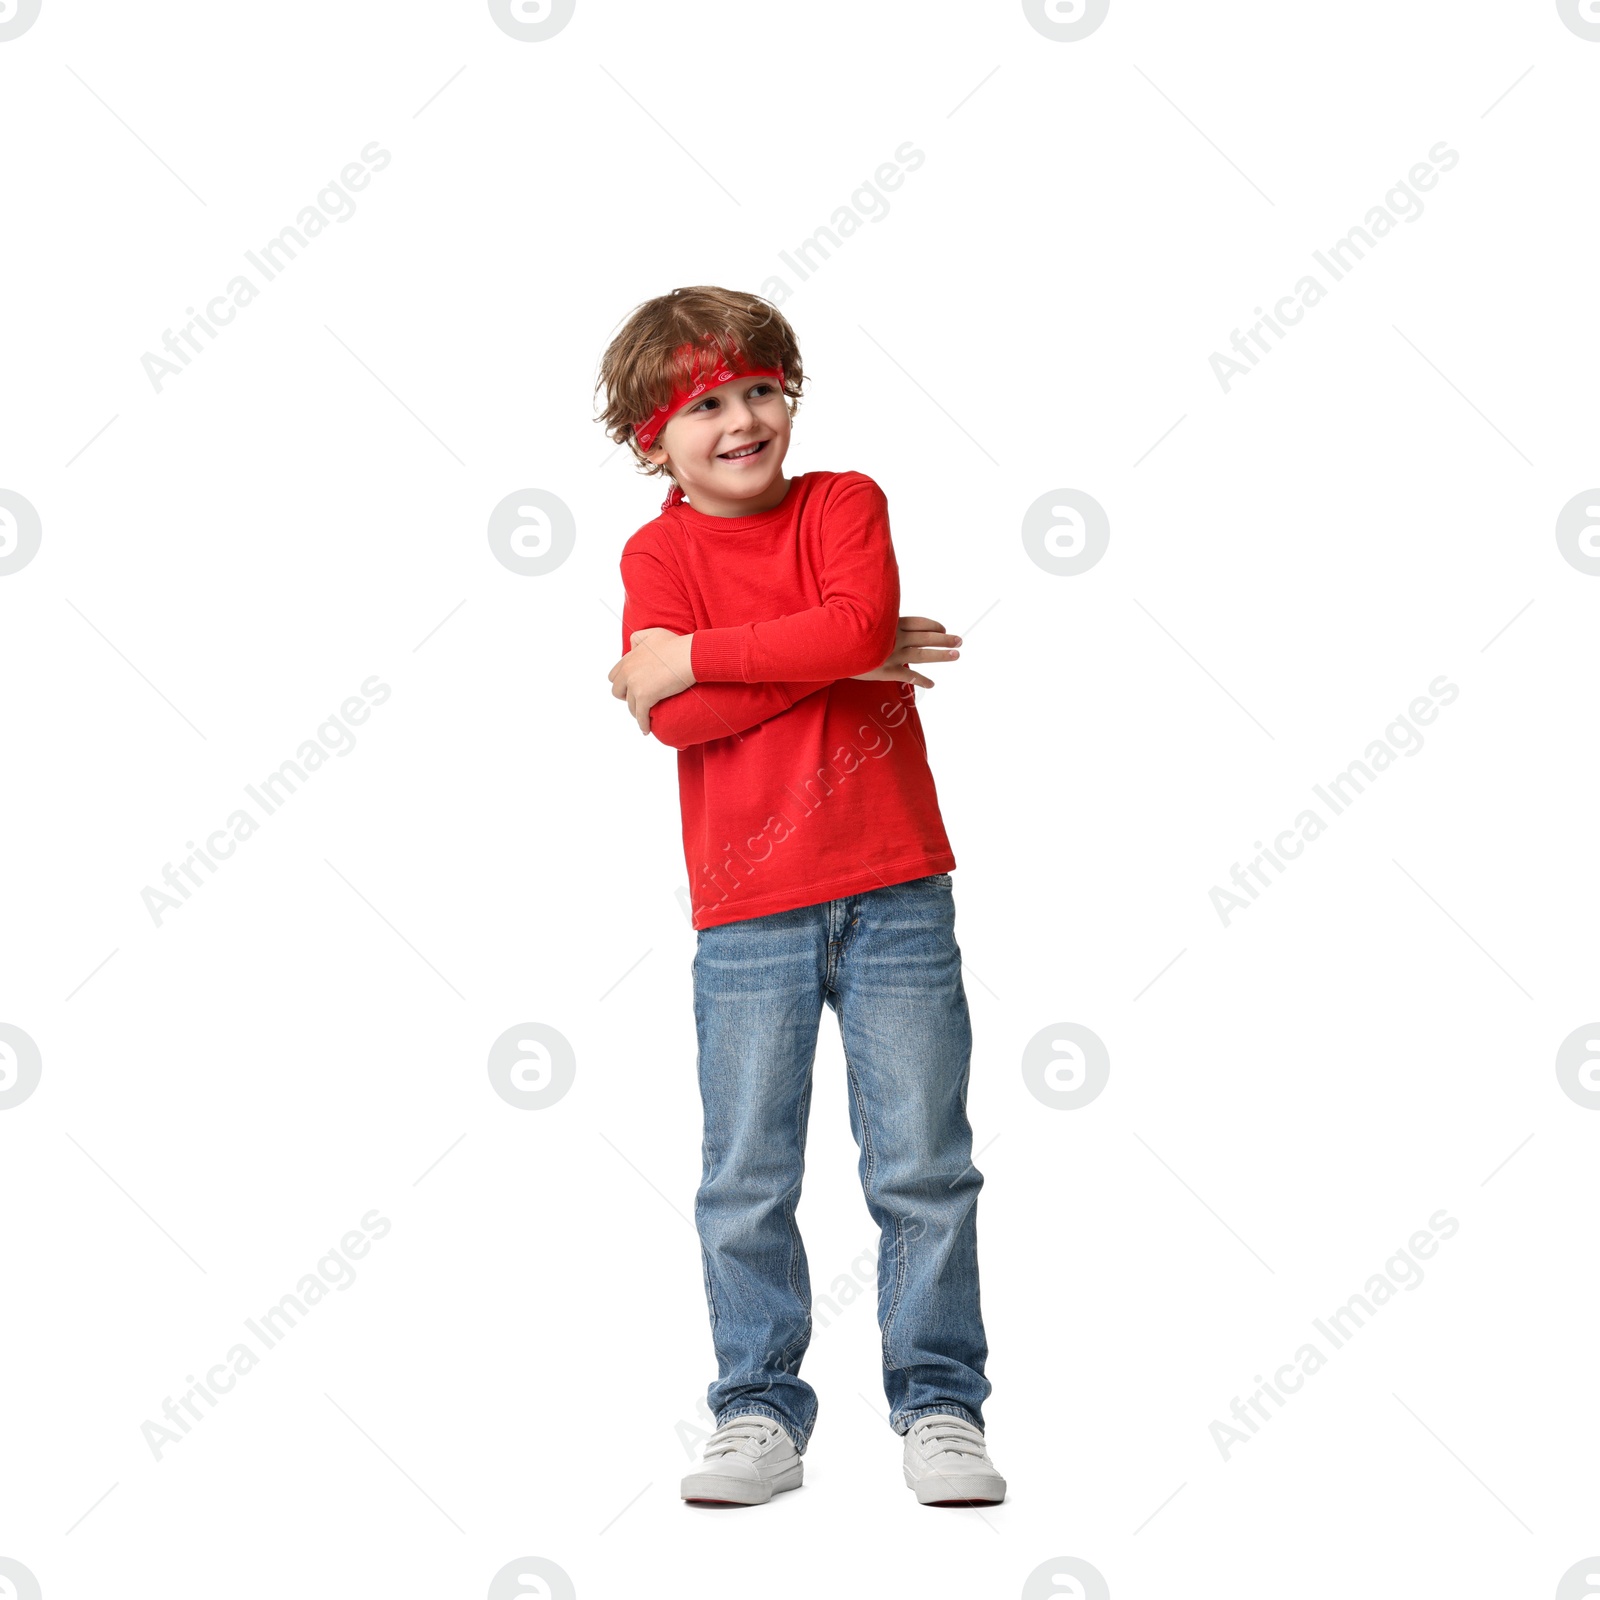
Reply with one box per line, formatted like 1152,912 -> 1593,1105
599,286 -> 1004,1509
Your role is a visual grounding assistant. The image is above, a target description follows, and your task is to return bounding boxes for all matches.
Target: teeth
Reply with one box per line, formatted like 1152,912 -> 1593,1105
722,442 -> 763,459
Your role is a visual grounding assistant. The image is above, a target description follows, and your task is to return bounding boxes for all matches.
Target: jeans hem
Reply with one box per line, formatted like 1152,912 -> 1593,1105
714,1401 -> 809,1455
892,1403 -> 984,1436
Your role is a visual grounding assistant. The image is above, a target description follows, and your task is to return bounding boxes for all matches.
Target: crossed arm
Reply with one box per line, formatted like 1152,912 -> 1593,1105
610,615 -> 962,745
612,551 -> 960,748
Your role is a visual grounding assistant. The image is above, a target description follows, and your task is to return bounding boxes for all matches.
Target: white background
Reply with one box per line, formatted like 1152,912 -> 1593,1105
2,2 -> 1597,1596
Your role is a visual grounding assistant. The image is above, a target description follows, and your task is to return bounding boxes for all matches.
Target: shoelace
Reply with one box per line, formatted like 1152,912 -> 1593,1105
911,1416 -> 988,1461
703,1416 -> 782,1461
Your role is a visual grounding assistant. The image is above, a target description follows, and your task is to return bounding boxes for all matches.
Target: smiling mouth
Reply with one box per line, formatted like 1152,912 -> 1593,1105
718,440 -> 768,461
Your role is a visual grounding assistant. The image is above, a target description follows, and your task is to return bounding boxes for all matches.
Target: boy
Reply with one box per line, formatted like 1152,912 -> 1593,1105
598,286 -> 1003,1509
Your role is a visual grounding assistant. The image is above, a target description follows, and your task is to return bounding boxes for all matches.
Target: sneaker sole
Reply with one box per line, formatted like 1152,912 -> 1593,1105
682,1461 -> 803,1506
904,1467 -> 1006,1506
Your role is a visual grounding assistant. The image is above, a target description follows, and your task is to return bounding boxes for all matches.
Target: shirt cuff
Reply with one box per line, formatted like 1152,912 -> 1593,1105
690,627 -> 749,683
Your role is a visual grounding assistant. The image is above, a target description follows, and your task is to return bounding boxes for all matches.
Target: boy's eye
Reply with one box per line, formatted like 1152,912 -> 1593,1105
691,383 -> 774,413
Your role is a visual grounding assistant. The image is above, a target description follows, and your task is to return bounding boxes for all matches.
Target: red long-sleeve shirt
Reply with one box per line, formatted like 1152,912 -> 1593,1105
619,470 -> 957,930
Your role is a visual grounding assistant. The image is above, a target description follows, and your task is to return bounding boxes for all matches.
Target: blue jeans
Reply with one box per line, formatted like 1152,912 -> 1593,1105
690,871 -> 990,1453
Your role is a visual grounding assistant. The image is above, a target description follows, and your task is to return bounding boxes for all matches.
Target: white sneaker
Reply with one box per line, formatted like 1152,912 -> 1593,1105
902,1414 -> 1006,1506
681,1414 -> 803,1506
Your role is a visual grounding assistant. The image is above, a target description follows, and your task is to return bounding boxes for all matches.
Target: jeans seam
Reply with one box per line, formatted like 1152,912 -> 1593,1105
786,1072 -> 811,1313
881,1215 -> 908,1371
841,1030 -> 909,1373
697,1131 -> 720,1331
700,1242 -> 719,1331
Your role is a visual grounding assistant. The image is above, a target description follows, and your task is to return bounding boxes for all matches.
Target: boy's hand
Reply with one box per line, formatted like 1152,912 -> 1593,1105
851,615 -> 962,690
609,627 -> 697,734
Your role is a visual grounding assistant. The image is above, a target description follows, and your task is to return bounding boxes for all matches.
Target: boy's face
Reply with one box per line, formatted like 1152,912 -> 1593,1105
645,373 -> 790,510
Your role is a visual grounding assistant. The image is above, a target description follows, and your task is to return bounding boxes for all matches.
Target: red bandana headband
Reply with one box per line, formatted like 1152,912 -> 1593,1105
632,344 -> 785,509
632,349 -> 785,455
